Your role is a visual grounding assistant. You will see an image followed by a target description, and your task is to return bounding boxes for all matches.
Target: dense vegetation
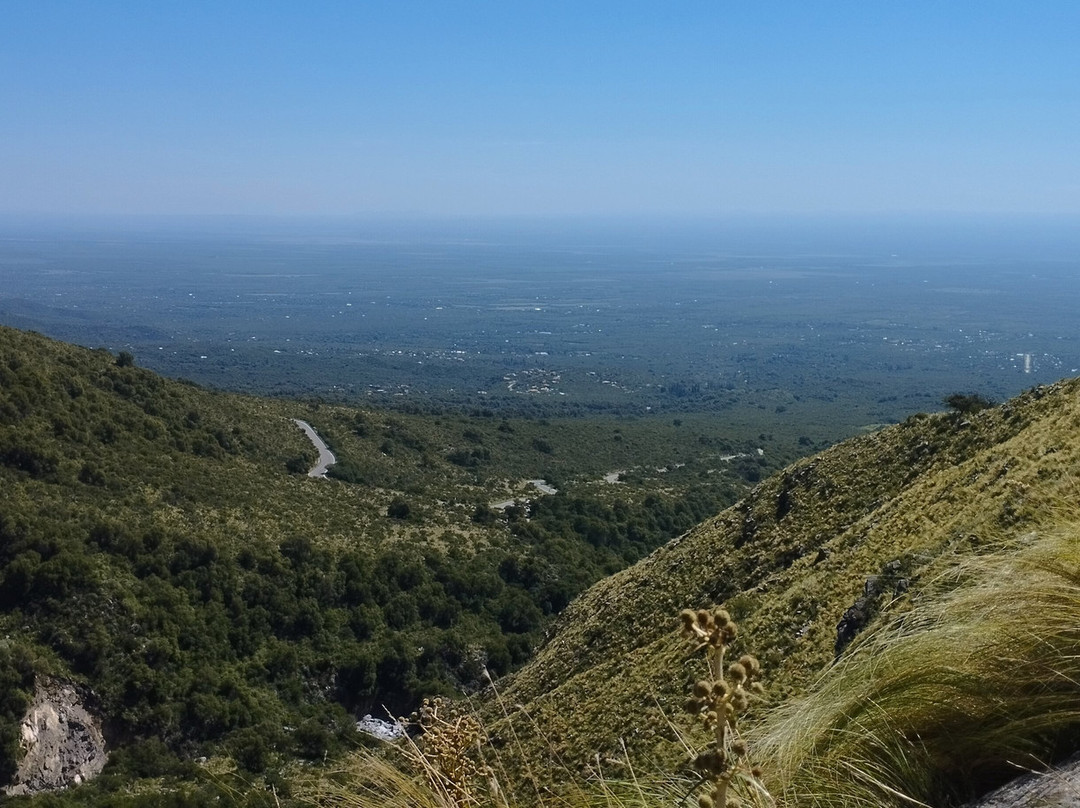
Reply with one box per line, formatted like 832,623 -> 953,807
0,326 -> 789,803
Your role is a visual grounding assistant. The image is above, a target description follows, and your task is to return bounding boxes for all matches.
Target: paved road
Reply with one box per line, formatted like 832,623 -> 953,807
492,479 -> 557,510
293,419 -> 337,478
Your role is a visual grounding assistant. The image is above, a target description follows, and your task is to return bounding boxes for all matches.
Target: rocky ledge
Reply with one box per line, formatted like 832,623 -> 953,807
4,678 -> 107,796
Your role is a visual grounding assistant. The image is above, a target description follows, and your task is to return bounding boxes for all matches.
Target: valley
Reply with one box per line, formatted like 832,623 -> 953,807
0,325 -> 769,804
0,217 -> 1079,807
5,1 -> 1079,804
2,216 -> 1076,431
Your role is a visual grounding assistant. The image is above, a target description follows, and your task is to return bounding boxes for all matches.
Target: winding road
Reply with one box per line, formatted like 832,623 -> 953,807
492,479 -> 558,510
293,419 -> 337,478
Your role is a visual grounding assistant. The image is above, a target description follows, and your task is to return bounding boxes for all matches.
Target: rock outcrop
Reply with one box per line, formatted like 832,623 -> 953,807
967,755 -> 1080,807
4,679 -> 107,795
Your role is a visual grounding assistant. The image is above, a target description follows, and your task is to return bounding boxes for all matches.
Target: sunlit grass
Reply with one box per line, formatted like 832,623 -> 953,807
751,524 -> 1080,807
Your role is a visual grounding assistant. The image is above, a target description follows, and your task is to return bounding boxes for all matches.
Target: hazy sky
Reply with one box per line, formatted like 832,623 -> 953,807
2,2 -> 1078,217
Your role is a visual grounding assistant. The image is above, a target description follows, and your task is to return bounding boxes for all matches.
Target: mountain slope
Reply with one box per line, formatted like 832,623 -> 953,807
0,325 -> 756,799
486,378 -> 1080,794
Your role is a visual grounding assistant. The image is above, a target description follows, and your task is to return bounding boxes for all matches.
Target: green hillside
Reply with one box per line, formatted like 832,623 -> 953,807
10,323 -> 1080,807
0,325 -> 775,803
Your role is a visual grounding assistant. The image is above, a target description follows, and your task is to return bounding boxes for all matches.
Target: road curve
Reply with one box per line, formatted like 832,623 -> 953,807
492,479 -> 558,510
293,419 -> 337,478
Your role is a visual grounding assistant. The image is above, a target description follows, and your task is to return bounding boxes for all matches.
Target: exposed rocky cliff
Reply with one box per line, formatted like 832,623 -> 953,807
4,679 -> 107,795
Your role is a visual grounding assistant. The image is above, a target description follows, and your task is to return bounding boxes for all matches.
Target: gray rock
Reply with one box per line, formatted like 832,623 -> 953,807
965,755 -> 1080,807
3,679 -> 107,796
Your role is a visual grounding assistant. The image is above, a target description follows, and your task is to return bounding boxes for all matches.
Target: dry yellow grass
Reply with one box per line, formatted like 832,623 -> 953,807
752,523 -> 1080,806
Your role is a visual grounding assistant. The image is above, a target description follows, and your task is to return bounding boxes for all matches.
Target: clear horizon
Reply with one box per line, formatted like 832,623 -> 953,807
3,2 -> 1079,218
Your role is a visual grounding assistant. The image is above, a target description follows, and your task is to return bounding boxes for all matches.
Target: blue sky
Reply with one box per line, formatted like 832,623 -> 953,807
2,2 -> 1078,217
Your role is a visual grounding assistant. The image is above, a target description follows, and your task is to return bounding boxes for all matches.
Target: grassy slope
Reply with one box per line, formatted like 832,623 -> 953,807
486,377 -> 1080,791
753,525 -> 1080,806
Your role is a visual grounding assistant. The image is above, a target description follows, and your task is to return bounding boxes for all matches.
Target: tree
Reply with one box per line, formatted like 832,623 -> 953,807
944,393 -> 994,414
471,503 -> 497,525
387,497 -> 411,520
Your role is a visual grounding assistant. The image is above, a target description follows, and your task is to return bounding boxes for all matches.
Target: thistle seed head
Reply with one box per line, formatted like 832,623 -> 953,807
708,749 -> 727,775
677,604 -> 770,805
680,609 -> 698,632
693,749 -> 726,775
738,654 -> 761,677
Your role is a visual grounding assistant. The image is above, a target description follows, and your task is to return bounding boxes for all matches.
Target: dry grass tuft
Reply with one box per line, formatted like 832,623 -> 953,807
751,524 -> 1080,807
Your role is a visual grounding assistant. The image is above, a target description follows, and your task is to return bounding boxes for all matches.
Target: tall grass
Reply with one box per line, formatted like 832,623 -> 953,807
297,679 -> 701,808
751,525 -> 1080,807
298,740 -> 690,808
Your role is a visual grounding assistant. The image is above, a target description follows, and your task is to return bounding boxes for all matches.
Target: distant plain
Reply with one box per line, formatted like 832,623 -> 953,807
1,215 -> 1076,443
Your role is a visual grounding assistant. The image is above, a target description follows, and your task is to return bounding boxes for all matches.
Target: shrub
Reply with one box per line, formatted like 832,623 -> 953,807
387,497 -> 411,520
944,392 -> 995,414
